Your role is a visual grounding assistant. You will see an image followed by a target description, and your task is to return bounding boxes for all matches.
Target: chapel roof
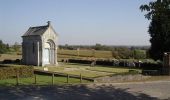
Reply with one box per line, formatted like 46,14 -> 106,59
22,21 -> 57,37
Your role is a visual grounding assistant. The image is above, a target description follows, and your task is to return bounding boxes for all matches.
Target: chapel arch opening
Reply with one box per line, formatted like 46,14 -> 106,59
43,39 -> 56,65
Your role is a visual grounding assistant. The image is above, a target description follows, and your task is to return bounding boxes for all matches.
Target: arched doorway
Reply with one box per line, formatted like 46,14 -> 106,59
43,39 -> 55,65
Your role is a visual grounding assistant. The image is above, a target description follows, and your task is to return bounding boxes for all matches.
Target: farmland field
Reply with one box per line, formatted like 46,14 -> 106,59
0,54 -> 21,61
58,49 -> 113,58
0,49 -> 113,62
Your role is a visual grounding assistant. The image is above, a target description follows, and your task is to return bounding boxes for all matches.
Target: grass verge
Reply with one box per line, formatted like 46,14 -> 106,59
0,74 -> 91,86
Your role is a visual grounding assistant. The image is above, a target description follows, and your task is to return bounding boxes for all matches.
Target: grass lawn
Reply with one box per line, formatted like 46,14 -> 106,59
0,74 -> 90,86
35,63 -> 142,78
35,67 -> 112,78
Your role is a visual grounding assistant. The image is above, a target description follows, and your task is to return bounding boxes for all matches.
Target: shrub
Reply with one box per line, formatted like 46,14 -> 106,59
0,65 -> 34,80
2,59 -> 21,64
2,59 -> 13,64
17,52 -> 22,55
142,70 -> 159,76
129,70 -> 140,74
68,59 -> 92,64
140,63 -> 162,70
67,58 -> 163,74
14,59 -> 21,64
95,60 -> 113,66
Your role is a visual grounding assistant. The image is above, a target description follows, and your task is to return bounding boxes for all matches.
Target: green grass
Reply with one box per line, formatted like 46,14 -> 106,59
0,63 -> 141,86
35,63 -> 141,78
0,74 -> 90,86
35,67 -> 112,78
35,63 -> 112,78
0,62 -> 142,86
61,70 -> 111,78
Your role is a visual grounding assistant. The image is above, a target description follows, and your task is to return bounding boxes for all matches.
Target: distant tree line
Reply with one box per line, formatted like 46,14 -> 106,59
59,43 -> 149,50
111,47 -> 147,59
0,40 -> 21,54
0,40 -> 9,54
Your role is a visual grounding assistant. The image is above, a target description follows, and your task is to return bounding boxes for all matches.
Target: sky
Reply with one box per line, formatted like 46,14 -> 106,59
0,0 -> 153,46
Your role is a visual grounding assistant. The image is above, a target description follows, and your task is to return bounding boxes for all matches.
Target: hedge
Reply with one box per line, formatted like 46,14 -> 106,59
68,59 -> 92,64
0,65 -> 34,80
67,58 -> 162,69
2,59 -> 21,64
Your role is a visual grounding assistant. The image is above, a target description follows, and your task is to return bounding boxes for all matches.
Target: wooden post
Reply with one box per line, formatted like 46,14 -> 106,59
37,42 -> 39,66
34,74 -> 37,84
52,73 -> 54,85
16,71 -> 19,85
77,48 -> 79,57
163,52 -> 170,75
124,61 -> 126,67
92,49 -> 95,57
80,74 -> 82,83
67,74 -> 69,83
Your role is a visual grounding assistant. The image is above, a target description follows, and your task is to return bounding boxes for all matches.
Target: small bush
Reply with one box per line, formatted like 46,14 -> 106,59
68,59 -> 92,64
2,59 -> 13,64
129,70 -> 140,74
0,65 -> 34,80
142,70 -> 159,75
95,60 -> 113,66
14,59 -> 21,64
17,52 -> 22,55
2,59 -> 21,64
140,63 -> 162,70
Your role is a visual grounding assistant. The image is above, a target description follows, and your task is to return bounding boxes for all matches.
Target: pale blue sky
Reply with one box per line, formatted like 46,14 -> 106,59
0,0 -> 153,45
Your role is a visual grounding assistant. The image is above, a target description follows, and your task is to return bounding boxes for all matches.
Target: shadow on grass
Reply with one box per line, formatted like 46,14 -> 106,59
0,84 -> 159,100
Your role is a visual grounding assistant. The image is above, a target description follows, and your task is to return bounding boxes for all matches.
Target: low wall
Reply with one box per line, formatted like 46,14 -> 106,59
94,74 -> 150,83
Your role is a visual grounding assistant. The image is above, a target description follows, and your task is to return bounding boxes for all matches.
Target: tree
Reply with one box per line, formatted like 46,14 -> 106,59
115,47 -> 133,59
94,43 -> 102,50
93,43 -> 112,51
12,42 -> 20,52
133,49 -> 146,59
0,40 -> 9,54
140,0 -> 170,60
112,50 -> 119,58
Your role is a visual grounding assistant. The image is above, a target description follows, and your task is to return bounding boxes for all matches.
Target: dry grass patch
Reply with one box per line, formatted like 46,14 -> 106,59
0,54 -> 21,61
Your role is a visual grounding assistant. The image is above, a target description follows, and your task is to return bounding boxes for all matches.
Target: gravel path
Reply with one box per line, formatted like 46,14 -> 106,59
0,81 -> 170,100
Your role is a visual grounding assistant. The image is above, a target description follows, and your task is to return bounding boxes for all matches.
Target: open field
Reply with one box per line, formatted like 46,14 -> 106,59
0,50 -> 154,63
58,49 -> 113,58
0,54 -> 21,61
0,50 -> 112,62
